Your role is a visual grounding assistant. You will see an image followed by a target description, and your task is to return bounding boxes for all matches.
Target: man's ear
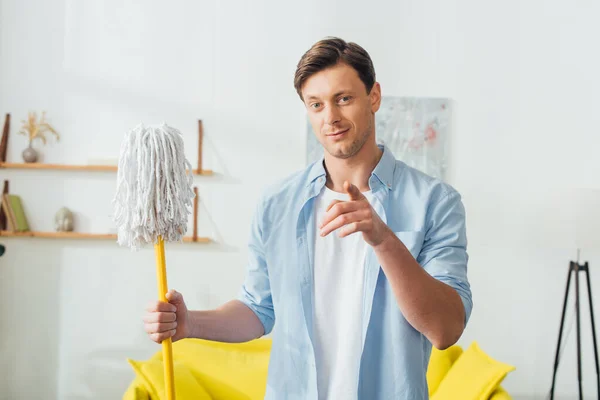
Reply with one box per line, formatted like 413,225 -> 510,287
370,82 -> 382,113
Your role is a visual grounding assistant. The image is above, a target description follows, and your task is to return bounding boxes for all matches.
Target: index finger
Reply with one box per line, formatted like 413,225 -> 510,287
344,181 -> 365,201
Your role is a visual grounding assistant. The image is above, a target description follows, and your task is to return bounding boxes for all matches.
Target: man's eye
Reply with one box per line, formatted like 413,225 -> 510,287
340,96 -> 351,103
311,103 -> 321,109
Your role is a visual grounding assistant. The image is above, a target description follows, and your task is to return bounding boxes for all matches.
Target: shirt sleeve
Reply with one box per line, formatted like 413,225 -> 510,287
236,198 -> 276,335
417,189 -> 473,326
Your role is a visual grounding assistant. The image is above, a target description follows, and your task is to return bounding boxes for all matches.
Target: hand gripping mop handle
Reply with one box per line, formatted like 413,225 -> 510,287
155,236 -> 176,400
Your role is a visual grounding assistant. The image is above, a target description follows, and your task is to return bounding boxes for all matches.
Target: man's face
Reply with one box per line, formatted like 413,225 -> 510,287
302,62 -> 381,160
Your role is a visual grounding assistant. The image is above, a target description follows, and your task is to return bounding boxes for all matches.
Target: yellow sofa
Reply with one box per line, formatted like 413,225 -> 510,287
123,338 -> 514,400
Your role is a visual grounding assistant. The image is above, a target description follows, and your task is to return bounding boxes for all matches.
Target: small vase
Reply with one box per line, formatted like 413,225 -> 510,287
22,145 -> 38,163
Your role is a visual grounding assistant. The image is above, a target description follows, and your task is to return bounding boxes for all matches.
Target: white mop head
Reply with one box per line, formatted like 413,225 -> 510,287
112,123 -> 195,250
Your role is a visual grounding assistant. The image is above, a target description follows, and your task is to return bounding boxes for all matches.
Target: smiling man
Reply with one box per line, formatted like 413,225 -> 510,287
143,37 -> 472,400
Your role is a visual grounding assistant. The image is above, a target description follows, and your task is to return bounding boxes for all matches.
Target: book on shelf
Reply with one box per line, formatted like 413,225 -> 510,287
1,194 -> 29,232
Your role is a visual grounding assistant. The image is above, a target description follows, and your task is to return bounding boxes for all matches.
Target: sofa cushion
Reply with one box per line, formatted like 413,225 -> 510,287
431,341 -> 515,400
122,375 -> 151,400
154,338 -> 271,400
489,385 -> 512,400
127,358 -> 212,400
427,345 -> 463,396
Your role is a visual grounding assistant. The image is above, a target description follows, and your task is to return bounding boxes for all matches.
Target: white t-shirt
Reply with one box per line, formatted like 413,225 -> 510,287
312,186 -> 375,400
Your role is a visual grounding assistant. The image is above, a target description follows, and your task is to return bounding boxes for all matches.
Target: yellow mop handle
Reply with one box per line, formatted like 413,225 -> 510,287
155,236 -> 176,400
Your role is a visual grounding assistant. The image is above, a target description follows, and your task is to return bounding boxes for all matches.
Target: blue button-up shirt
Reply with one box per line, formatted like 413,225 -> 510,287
238,144 -> 473,399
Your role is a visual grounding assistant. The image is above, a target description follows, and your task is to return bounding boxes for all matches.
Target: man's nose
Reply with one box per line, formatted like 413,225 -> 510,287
324,106 -> 341,126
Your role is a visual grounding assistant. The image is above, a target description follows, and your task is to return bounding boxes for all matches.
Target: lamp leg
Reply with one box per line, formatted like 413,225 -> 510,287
583,262 -> 600,398
575,262 -> 583,400
551,262 -> 574,400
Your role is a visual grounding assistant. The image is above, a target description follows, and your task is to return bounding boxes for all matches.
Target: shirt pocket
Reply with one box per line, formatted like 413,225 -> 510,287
393,230 -> 425,259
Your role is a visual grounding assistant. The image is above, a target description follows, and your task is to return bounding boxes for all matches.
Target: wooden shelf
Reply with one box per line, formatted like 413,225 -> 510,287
0,162 -> 213,175
0,230 -> 211,243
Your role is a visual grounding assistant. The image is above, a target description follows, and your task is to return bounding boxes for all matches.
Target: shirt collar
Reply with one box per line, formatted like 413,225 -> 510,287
306,156 -> 327,187
371,143 -> 396,191
306,144 -> 396,190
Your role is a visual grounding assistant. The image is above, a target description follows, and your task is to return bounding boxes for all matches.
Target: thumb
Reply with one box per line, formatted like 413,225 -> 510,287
165,289 -> 186,308
344,181 -> 364,201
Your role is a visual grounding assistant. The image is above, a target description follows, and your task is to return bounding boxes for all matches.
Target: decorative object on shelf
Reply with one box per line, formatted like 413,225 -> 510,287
197,119 -> 204,173
1,192 -> 29,233
18,111 -> 60,163
0,194 -> 14,231
113,122 -> 196,400
0,113 -> 10,162
54,207 -> 74,232
0,180 -> 8,230
193,187 -> 199,242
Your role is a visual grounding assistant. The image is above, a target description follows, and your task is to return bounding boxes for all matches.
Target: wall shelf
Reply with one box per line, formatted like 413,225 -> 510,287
0,230 -> 210,243
0,119 -> 211,239
0,162 -> 213,176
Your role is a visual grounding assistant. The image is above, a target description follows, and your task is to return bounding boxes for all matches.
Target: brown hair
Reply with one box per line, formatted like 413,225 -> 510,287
294,37 -> 376,101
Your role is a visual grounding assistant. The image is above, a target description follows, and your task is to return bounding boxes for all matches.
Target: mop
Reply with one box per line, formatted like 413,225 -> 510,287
113,122 -> 196,400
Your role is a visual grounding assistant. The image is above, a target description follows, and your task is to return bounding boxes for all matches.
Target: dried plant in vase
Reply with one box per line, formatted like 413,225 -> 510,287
18,111 -> 59,163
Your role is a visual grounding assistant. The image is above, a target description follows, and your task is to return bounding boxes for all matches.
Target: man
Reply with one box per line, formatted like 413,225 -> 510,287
144,37 -> 472,399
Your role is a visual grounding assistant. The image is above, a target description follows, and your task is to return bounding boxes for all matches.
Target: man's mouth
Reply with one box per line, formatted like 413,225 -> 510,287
326,128 -> 349,137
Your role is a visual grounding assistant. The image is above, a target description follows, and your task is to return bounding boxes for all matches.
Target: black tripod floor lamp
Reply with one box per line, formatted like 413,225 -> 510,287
550,189 -> 600,400
550,256 -> 600,400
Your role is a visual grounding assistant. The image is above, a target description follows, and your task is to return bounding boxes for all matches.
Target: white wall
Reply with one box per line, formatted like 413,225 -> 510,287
0,0 -> 598,399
